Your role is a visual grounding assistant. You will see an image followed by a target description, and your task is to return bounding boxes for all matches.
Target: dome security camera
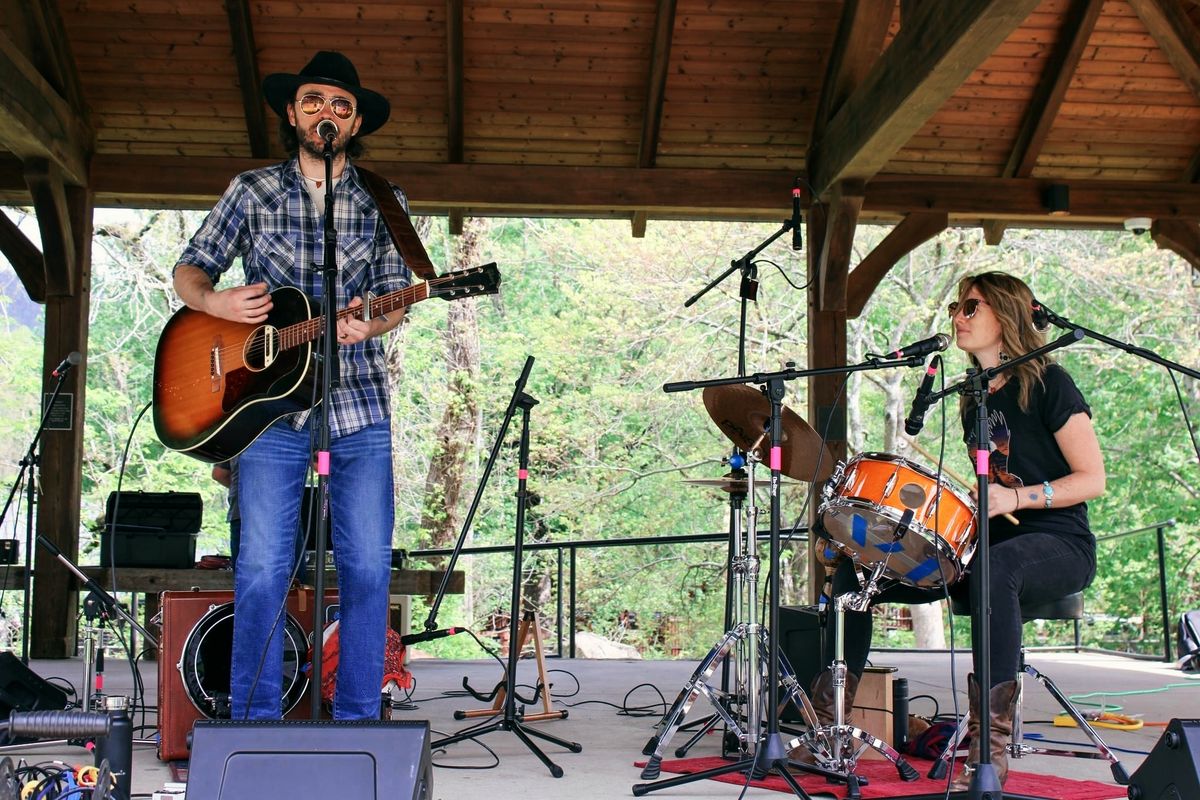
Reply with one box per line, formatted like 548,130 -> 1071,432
1124,217 -> 1152,235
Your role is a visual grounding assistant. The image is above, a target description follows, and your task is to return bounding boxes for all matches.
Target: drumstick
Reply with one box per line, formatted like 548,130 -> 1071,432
902,435 -> 1020,525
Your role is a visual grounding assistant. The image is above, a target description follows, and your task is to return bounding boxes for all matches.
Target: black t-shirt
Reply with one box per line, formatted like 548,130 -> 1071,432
961,363 -> 1092,541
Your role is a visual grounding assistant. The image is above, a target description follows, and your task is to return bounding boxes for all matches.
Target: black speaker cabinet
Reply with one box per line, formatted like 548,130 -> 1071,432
0,652 -> 69,744
157,588 -> 336,761
1128,718 -> 1200,800
777,605 -> 824,722
187,719 -> 431,800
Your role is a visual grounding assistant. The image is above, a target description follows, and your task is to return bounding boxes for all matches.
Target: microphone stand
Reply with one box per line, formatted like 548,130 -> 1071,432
889,327 -> 1084,800
308,129 -> 340,718
0,361 -> 75,662
664,214 -> 787,757
429,356 -> 583,777
1038,303 -> 1200,381
635,355 -> 919,798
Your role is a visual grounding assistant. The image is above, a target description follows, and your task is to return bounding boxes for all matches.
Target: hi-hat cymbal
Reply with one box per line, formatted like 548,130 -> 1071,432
683,476 -> 798,493
701,384 -> 834,483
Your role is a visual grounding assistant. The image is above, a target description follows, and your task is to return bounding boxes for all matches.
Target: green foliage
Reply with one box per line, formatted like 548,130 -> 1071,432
0,208 -> 1196,660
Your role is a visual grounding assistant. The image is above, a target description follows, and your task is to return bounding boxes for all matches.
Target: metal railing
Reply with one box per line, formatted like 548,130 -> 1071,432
1084,519 -> 1178,662
409,528 -> 809,658
408,519 -> 1182,661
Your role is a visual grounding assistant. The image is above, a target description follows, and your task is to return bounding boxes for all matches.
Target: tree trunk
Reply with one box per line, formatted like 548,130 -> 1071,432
418,219 -> 482,560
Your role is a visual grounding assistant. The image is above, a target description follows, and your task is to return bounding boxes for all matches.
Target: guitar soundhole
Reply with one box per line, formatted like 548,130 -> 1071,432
243,325 -> 280,371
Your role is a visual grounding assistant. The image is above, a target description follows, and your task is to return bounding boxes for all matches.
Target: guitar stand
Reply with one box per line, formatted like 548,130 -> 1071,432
455,610 -> 567,724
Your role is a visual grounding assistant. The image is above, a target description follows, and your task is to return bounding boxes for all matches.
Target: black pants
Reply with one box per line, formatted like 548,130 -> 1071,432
824,531 -> 1095,689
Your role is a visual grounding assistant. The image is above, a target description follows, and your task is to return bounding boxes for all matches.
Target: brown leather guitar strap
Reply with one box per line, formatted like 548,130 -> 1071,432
357,166 -> 438,281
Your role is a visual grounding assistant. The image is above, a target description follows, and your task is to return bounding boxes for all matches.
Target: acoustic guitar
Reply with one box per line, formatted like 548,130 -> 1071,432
152,263 -> 500,463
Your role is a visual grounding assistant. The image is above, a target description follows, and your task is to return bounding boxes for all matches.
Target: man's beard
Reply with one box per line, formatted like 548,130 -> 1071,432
299,127 -> 348,159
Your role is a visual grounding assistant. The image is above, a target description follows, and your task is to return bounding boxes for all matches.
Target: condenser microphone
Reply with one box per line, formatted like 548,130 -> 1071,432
400,626 -> 463,647
903,355 -> 941,436
317,119 -> 338,142
890,333 -> 950,360
51,351 -> 82,378
791,179 -> 803,251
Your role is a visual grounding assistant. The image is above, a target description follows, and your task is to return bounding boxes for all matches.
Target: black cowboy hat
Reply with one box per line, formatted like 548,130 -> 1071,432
262,51 -> 390,136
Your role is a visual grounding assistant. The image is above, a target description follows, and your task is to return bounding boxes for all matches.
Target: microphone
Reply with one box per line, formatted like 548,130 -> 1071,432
903,355 -> 941,436
791,178 -> 803,251
317,119 -> 338,143
890,333 -> 950,360
400,626 -> 463,647
51,351 -> 82,378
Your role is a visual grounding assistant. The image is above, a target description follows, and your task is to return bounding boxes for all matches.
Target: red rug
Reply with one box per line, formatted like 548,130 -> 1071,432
636,756 -> 1122,799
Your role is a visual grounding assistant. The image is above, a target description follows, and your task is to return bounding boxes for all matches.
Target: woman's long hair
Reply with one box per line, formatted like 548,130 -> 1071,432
955,271 -> 1048,412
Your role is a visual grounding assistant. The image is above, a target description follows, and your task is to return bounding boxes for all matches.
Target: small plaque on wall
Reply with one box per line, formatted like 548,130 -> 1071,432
42,393 -> 73,431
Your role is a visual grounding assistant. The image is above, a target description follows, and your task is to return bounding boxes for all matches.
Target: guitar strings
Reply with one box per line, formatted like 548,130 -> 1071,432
211,271 -> 470,363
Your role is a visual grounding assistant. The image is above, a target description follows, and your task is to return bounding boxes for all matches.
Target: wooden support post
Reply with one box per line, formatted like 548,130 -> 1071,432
32,184 -> 92,658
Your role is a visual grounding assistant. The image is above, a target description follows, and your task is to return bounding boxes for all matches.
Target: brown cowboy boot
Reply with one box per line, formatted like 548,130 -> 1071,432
952,675 -> 1020,789
788,669 -> 860,762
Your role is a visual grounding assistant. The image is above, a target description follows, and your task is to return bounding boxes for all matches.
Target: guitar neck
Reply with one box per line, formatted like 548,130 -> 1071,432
286,283 -> 431,347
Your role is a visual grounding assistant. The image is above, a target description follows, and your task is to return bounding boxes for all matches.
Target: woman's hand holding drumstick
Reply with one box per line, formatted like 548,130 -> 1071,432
902,435 -> 1020,525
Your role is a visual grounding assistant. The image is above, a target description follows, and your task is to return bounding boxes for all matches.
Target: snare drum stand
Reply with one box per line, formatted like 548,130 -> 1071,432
639,445 -> 816,778
785,520 -> 920,799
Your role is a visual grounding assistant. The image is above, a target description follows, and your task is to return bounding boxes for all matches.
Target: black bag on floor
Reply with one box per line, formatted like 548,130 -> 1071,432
1179,609 -> 1200,671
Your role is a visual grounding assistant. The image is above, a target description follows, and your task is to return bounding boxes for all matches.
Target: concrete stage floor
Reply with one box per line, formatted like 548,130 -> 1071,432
5,648 -> 1192,799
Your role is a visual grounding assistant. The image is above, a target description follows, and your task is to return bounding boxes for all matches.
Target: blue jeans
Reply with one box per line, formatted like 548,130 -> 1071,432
231,418 -> 394,720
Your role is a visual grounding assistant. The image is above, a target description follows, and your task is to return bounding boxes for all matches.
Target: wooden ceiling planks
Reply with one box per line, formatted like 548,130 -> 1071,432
0,0 -> 1194,224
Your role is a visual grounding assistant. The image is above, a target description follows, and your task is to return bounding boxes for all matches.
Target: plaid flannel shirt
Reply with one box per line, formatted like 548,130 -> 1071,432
176,159 -> 411,439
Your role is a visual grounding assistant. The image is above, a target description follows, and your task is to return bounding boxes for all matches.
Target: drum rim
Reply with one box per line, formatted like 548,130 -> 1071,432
842,452 -> 977,507
176,601 -> 309,719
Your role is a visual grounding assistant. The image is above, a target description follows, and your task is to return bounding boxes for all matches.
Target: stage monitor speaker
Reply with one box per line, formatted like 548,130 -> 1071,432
1127,718 -> 1200,800
157,588 -> 337,761
0,652 -> 70,744
187,719 -> 431,800
777,604 -> 824,723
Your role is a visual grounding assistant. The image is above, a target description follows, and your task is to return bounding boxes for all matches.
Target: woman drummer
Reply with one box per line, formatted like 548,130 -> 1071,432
796,271 -> 1104,792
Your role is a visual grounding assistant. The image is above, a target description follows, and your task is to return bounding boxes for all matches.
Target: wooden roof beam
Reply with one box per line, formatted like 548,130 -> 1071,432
1128,0 -> 1200,102
0,210 -> 47,302
847,211 -> 948,317
810,0 -> 893,149
816,181 -> 865,311
3,0 -> 87,119
1184,147 -> 1200,183
631,0 -> 677,237
1151,218 -> 1200,274
24,158 -> 75,297
0,31 -> 89,187
446,0 -> 465,235
224,0 -> 269,159
11,158 -> 1200,222
807,0 -> 1041,197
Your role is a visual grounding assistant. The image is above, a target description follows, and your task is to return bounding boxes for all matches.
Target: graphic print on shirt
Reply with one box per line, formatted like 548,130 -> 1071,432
986,409 -> 1024,488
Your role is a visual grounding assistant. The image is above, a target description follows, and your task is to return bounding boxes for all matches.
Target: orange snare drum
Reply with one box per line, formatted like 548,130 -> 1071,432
817,453 -> 977,588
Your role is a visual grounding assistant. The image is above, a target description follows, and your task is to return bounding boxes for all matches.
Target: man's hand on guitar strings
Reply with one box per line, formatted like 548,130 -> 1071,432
205,282 -> 273,324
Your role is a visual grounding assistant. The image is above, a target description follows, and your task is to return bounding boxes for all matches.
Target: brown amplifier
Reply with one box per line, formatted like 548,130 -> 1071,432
157,588 -> 337,761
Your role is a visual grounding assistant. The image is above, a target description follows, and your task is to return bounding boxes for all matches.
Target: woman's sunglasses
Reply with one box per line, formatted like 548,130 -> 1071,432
947,298 -> 988,318
297,93 -> 356,120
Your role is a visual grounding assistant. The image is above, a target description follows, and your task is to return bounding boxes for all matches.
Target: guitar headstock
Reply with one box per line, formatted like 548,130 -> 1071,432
430,262 -> 501,301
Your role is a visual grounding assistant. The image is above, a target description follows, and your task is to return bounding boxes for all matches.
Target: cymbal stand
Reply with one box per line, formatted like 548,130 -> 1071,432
640,443 -> 816,776
785,517 -> 920,798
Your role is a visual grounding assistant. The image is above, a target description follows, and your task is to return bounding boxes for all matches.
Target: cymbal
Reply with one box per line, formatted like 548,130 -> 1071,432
683,476 -> 798,493
701,384 -> 834,483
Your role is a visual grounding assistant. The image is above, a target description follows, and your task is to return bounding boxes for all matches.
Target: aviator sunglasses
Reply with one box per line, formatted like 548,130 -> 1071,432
947,297 -> 988,319
297,93 -> 356,120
